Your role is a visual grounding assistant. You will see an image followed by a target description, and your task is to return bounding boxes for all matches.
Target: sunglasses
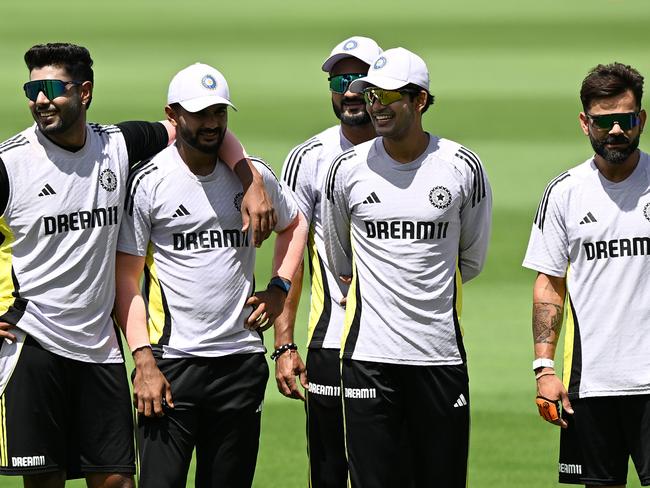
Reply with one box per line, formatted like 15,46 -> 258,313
586,112 -> 640,131
23,79 -> 82,102
363,88 -> 418,106
328,73 -> 365,94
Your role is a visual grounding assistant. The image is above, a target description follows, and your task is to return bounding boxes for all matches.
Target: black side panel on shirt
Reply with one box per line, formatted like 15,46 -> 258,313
0,158 -> 8,216
116,121 -> 169,168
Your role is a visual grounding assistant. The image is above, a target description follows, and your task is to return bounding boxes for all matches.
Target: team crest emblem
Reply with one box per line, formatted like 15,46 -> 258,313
233,191 -> 244,211
374,56 -> 387,70
343,40 -> 358,51
644,202 -> 650,223
201,74 -> 217,90
99,169 -> 117,192
429,186 -> 452,209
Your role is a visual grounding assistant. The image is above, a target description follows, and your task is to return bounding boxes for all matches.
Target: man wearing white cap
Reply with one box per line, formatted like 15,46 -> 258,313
322,47 -> 492,487
114,63 -> 308,488
272,36 -> 381,487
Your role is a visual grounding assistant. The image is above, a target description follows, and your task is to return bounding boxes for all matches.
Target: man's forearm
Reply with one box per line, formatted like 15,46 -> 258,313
274,261 -> 305,348
532,273 -> 567,361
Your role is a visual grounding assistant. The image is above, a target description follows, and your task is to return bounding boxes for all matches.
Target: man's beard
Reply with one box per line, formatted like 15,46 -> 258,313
332,99 -> 371,126
590,132 -> 640,165
180,125 -> 225,154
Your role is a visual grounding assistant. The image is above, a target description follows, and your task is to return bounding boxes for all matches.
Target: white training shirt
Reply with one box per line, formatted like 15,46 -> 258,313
322,135 -> 492,365
281,125 -> 352,349
523,152 -> 650,399
118,143 -> 298,358
0,124 -> 129,363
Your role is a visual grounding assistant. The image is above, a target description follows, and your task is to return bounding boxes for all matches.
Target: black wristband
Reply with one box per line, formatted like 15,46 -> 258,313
270,342 -> 297,361
268,276 -> 291,295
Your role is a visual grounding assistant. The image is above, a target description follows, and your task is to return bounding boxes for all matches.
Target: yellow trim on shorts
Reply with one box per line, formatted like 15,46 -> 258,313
145,243 -> 166,345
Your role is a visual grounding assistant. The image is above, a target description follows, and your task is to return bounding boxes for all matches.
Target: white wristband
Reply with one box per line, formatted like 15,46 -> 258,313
532,358 -> 555,370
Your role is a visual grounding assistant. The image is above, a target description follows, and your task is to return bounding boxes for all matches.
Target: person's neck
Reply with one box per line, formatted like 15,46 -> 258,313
176,142 -> 218,176
382,130 -> 430,164
594,150 -> 641,183
341,122 -> 376,146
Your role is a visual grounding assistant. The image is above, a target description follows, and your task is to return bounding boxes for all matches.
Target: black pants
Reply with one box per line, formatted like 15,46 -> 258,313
137,353 -> 268,488
306,348 -> 347,488
342,359 -> 470,488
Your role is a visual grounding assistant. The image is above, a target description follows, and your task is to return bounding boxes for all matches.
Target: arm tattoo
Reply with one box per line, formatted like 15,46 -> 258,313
533,302 -> 563,344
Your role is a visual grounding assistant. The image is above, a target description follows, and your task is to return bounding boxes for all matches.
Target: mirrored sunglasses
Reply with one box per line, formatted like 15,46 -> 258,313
363,88 -> 412,106
328,73 -> 365,94
587,112 -> 640,131
23,79 -> 82,102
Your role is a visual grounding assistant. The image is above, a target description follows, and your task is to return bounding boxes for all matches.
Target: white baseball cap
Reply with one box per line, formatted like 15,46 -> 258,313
349,47 -> 430,93
167,63 -> 237,112
321,36 -> 383,73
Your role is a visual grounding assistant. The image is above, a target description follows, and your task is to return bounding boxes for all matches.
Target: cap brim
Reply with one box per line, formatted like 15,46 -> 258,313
349,75 -> 408,93
178,96 -> 237,113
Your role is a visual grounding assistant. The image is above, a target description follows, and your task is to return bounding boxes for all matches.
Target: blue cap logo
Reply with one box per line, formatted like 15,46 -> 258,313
343,40 -> 358,51
201,74 -> 217,90
373,56 -> 387,70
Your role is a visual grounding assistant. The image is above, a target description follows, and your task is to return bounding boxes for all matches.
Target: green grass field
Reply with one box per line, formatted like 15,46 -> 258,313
1,0 -> 650,486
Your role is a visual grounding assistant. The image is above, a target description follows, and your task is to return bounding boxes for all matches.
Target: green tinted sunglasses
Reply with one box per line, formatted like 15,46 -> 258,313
328,73 -> 365,94
587,112 -> 640,131
363,88 -> 415,106
23,79 -> 82,102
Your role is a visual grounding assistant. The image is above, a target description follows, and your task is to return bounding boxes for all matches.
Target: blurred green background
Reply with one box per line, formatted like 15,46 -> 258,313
1,0 -> 649,486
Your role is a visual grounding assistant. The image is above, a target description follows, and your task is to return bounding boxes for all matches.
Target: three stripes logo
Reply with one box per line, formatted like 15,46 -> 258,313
172,204 -> 190,218
38,184 -> 56,197
579,212 -> 597,225
362,192 -> 381,204
453,393 -> 468,408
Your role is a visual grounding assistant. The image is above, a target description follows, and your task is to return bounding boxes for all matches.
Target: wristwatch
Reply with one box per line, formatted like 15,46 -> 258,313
268,276 -> 291,295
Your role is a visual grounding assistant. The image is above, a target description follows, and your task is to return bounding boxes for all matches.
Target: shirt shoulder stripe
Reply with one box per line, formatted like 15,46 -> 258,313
88,122 -> 121,134
282,138 -> 322,191
325,149 -> 355,202
454,146 -> 486,207
249,157 -> 279,182
126,161 -> 158,216
0,135 -> 29,156
534,171 -> 570,231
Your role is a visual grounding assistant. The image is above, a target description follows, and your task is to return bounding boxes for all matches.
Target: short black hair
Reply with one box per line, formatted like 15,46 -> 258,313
580,62 -> 644,112
25,43 -> 94,108
403,83 -> 434,113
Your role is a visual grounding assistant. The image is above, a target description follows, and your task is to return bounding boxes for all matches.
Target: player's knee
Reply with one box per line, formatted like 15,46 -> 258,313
86,472 -> 135,488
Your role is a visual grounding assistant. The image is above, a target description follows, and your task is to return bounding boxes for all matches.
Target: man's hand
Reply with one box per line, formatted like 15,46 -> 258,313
275,349 -> 308,401
236,159 -> 277,248
536,371 -> 573,428
0,322 -> 16,344
132,347 -> 174,417
245,286 -> 287,331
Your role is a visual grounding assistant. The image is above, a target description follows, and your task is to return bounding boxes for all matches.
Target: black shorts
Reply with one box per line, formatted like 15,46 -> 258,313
0,335 -> 134,478
305,348 -> 347,488
341,359 -> 469,488
559,395 -> 650,486
137,353 -> 268,488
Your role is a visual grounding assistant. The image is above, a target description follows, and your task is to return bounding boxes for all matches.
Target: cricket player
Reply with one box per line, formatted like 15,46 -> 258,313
322,47 -> 492,487
115,62 -> 308,488
524,62 -> 650,488
0,43 -> 274,488
273,36 -> 382,488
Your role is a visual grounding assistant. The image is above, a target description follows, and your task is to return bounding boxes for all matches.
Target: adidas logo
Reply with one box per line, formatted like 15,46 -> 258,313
362,192 -> 381,204
255,400 -> 264,413
579,212 -> 597,225
453,393 -> 468,408
38,184 -> 56,197
172,204 -> 190,218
